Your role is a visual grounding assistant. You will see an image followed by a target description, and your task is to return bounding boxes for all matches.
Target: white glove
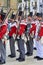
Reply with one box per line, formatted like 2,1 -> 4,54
17,35 -> 20,39
28,36 -> 30,41
21,34 -> 25,40
12,34 -> 16,40
40,36 -> 43,45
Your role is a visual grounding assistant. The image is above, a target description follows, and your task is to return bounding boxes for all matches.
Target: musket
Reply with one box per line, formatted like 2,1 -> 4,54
7,9 -> 19,40
11,9 -> 21,40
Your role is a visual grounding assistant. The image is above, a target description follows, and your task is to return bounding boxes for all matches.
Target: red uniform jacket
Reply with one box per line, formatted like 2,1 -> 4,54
38,22 -> 43,37
9,22 -> 17,37
30,21 -> 36,35
18,20 -> 27,36
0,24 -> 7,39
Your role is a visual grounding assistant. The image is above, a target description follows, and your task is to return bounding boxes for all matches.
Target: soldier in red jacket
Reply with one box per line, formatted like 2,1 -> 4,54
0,13 -> 7,64
25,12 -> 34,56
33,14 -> 38,50
8,14 -> 17,58
16,11 -> 27,62
34,13 -> 43,60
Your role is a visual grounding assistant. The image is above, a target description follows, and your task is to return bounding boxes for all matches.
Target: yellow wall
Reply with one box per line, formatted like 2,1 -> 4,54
0,0 -> 18,9
0,0 -> 4,6
0,0 -> 18,13
10,0 -> 18,9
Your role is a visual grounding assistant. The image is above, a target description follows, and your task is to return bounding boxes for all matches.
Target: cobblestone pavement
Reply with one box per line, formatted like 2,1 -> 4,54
3,40 -> 43,65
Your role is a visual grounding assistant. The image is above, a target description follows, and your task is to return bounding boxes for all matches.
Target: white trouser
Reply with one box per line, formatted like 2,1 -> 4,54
36,40 -> 43,58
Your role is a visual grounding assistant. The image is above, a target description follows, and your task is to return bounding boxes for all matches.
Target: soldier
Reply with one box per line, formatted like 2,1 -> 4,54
0,13 -> 7,64
26,12 -> 34,56
34,13 -> 43,60
8,13 -> 17,58
16,11 -> 27,62
33,14 -> 39,50
33,13 -> 42,50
